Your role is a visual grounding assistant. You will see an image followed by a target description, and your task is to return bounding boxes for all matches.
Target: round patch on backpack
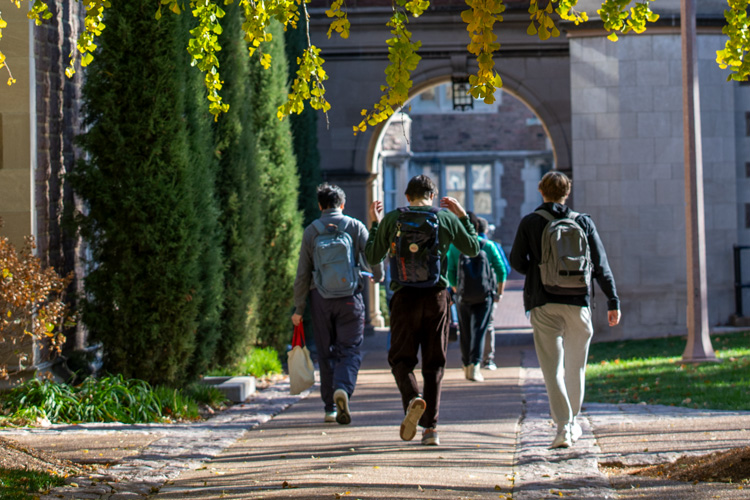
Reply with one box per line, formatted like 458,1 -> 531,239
409,243 -> 419,253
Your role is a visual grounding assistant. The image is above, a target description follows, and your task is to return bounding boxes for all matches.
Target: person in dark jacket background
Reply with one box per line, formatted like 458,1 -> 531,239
510,171 -> 621,449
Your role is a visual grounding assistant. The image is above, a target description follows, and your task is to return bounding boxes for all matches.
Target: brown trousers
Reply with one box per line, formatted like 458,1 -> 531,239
388,286 -> 450,429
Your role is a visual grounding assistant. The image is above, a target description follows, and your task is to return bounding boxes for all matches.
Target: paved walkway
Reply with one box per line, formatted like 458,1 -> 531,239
3,291 -> 750,499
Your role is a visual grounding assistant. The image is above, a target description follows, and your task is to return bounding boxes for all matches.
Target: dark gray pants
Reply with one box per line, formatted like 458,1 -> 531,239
310,288 -> 365,413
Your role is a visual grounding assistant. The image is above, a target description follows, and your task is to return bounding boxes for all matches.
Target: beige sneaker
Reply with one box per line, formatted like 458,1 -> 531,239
463,365 -> 471,380
400,396 -> 426,441
468,363 -> 484,382
333,389 -> 351,425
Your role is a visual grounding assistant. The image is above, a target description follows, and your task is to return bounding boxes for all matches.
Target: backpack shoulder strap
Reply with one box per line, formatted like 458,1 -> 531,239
312,219 -> 327,235
534,209 -> 554,222
566,210 -> 580,220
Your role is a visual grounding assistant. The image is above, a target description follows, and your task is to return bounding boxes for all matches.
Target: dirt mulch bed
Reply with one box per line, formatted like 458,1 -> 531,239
0,435 -> 90,476
603,446 -> 750,484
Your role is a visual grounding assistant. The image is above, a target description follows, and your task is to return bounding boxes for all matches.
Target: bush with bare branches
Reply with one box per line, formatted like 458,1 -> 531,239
0,226 -> 72,380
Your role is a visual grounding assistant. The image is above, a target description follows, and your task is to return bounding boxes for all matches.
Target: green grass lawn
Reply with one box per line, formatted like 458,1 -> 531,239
586,331 -> 750,411
0,469 -> 65,500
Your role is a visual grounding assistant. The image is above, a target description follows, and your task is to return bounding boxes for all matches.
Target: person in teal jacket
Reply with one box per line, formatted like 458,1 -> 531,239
446,212 -> 507,382
365,175 -> 479,447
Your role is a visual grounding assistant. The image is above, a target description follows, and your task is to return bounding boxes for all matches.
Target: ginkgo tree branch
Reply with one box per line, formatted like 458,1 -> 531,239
1,0 -> 748,131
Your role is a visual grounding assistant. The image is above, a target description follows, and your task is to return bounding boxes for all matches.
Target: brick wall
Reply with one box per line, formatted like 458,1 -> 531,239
410,94 -> 547,152
34,1 -> 86,349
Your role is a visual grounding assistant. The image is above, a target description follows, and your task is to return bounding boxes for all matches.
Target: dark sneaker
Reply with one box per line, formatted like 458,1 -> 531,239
400,396 -> 426,441
333,389 -> 351,425
421,427 -> 439,446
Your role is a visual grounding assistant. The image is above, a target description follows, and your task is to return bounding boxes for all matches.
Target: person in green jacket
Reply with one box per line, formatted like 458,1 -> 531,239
365,175 -> 479,447
446,212 -> 507,382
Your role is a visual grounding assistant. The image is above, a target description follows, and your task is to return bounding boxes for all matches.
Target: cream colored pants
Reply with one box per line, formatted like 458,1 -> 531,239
530,303 -> 593,426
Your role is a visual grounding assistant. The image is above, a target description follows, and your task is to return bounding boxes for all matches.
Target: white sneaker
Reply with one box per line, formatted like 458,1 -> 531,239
550,425 -> 572,449
400,396 -> 426,441
468,363 -> 484,382
324,411 -> 337,423
483,361 -> 497,371
571,421 -> 583,443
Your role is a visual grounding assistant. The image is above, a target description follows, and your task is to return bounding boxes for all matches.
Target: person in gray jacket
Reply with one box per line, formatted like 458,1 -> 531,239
292,183 -> 383,425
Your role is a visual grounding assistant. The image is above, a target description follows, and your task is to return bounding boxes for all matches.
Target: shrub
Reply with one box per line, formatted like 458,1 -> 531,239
209,347 -> 282,378
249,21 -> 303,353
212,1 -> 264,369
0,229 -> 71,380
0,375 -> 205,424
70,0 -> 202,386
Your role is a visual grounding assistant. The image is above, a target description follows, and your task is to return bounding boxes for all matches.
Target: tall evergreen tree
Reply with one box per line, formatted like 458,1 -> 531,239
284,23 -> 322,227
212,2 -> 264,367
181,15 -> 225,379
70,0 -> 201,386
249,21 -> 303,352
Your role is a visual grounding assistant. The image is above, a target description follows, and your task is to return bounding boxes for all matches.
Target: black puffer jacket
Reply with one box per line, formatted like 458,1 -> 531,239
509,202 -> 620,313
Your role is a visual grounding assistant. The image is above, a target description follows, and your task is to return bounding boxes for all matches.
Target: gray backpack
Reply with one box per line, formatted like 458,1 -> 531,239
535,209 -> 592,295
312,219 -> 360,299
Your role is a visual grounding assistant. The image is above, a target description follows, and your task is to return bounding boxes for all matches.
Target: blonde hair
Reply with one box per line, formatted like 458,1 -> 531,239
538,171 -> 571,202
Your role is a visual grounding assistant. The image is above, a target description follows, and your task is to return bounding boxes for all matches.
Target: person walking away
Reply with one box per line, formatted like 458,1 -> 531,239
509,171 -> 621,449
292,183 -> 383,425
477,217 -> 509,371
446,212 -> 507,382
365,175 -> 479,446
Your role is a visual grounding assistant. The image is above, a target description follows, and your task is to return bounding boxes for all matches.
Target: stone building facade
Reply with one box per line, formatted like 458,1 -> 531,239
0,1 -> 85,374
307,0 -> 744,339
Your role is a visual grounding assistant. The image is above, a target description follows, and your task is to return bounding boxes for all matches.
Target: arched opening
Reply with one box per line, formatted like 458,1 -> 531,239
371,78 -> 556,253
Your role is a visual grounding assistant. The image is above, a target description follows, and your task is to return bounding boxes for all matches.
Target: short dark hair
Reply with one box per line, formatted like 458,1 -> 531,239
538,171 -> 571,202
317,183 -> 346,209
466,211 -> 480,232
405,175 -> 437,201
477,217 -> 489,234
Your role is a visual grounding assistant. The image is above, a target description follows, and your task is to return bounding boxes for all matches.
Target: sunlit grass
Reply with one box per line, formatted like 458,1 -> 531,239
208,347 -> 282,378
0,468 -> 66,499
586,331 -> 750,411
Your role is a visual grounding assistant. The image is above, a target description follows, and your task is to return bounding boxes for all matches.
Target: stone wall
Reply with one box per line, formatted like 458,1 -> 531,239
570,32 -> 737,338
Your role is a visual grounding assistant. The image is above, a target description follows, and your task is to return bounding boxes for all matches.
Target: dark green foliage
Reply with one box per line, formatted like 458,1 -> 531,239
212,2 -> 264,368
180,13 -> 225,380
285,23 -> 322,227
70,0 -> 200,386
249,21 -> 303,352
0,375 -> 205,423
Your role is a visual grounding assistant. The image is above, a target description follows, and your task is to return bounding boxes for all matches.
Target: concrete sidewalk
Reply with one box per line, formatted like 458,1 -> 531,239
3,314 -> 748,498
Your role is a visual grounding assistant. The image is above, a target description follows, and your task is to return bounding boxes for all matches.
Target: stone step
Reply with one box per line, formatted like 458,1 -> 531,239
200,376 -> 256,403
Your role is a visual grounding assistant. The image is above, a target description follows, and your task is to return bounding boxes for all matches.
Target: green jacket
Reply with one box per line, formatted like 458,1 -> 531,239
446,237 -> 507,290
365,206 -> 480,291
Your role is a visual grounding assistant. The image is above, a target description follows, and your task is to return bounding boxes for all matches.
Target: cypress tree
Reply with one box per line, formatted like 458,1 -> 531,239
70,0 -> 201,386
284,23 -> 322,227
181,15 -> 225,379
249,21 -> 303,352
212,2 -> 264,367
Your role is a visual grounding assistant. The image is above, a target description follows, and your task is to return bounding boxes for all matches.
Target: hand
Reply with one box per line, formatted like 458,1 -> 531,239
370,200 -> 384,224
291,313 -> 303,326
494,294 -> 503,303
608,310 -> 621,327
440,196 -> 467,218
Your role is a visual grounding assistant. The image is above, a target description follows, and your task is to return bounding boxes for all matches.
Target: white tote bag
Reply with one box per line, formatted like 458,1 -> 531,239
288,323 -> 314,395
